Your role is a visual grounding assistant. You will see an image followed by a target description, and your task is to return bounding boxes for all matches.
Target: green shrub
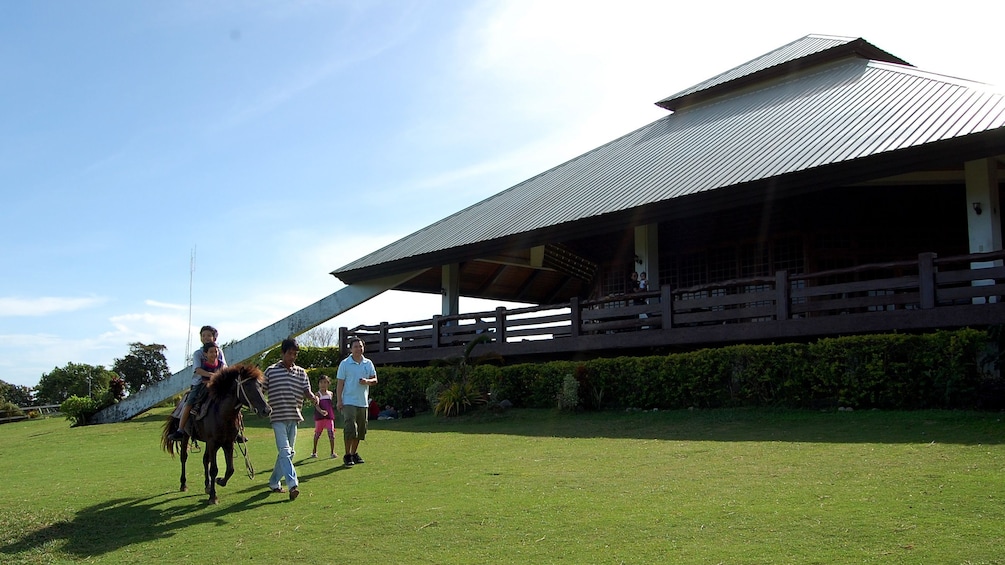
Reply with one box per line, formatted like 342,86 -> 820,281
557,375 -> 579,411
60,395 -> 99,427
0,400 -> 23,420
258,346 -> 341,369
362,329 -> 992,413
425,380 -> 444,409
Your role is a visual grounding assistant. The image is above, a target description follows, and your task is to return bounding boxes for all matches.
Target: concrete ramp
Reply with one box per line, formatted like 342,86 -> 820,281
90,271 -> 424,423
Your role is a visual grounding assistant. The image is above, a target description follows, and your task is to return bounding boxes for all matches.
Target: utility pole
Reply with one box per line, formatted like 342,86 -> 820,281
185,246 -> 196,363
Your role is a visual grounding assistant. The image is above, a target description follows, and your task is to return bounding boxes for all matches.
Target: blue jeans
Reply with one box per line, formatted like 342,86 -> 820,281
269,421 -> 299,490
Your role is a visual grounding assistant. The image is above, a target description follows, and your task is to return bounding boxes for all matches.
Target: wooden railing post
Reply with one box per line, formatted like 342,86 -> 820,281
569,297 -> 581,338
432,315 -> 442,348
661,285 -> 673,329
338,327 -> 348,356
775,270 -> 790,321
379,322 -> 389,353
919,252 -> 937,309
494,307 -> 507,343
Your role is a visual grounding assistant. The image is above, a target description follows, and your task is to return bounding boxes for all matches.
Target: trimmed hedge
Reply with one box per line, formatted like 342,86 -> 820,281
255,345 -> 343,371
305,329 -> 999,412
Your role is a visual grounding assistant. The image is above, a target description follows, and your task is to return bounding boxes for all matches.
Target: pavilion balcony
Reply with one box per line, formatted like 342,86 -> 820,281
340,250 -> 1005,365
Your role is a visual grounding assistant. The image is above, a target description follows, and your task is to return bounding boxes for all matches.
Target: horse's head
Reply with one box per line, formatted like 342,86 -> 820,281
234,364 -> 272,417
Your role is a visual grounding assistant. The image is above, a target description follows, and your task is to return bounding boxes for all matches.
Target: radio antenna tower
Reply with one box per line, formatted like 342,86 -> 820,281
184,246 -> 196,363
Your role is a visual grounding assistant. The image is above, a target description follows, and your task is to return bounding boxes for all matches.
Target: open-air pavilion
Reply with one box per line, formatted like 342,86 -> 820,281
330,34 -> 1005,366
96,34 -> 1005,422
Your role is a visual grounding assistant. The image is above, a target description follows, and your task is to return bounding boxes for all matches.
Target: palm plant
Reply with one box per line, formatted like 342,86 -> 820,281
431,333 -> 501,416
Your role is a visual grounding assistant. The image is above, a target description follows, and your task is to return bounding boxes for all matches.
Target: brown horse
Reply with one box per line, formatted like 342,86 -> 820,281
161,364 -> 271,504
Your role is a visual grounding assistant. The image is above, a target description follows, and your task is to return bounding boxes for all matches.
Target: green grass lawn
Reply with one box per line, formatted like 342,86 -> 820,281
1,407 -> 1003,564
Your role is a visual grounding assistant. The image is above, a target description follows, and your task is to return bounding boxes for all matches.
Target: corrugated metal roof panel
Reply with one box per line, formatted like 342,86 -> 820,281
334,57 -> 1005,277
656,34 -> 911,111
661,35 -> 855,102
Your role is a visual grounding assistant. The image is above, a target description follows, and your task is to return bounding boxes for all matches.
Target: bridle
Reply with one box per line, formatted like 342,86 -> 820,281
235,374 -> 256,409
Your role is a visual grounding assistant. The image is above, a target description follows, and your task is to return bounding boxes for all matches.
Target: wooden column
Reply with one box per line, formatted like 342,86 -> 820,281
432,315 -> 442,348
966,158 -> 1002,303
441,263 -> 460,316
570,297 -> 581,338
918,252 -> 937,309
494,307 -> 507,343
661,285 -> 673,329
775,270 -> 790,321
378,322 -> 389,353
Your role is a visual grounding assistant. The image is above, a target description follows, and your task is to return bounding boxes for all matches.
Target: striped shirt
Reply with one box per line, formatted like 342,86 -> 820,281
263,361 -> 313,423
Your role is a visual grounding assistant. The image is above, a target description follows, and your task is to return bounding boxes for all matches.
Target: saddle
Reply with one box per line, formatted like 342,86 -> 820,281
171,391 -> 208,441
183,400 -> 213,440
193,400 -> 211,421
174,384 -> 244,443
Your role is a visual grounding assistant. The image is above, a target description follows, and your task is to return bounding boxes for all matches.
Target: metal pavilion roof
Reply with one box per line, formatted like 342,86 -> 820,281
332,36 -> 1005,285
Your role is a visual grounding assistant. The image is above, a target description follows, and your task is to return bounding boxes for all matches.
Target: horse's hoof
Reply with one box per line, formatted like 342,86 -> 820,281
180,485 -> 188,492
216,478 -> 228,487
208,498 -> 219,505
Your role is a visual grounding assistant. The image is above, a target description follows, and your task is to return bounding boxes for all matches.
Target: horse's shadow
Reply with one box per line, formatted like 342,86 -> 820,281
0,488 -> 281,560
1,432 -> 352,560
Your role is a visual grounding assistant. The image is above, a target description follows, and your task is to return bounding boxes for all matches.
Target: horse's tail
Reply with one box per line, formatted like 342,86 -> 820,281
162,416 -> 179,456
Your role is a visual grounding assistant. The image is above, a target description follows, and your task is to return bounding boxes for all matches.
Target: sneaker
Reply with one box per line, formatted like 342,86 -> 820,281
270,486 -> 286,494
289,487 -> 300,501
310,453 -> 317,458
343,454 -> 354,467
352,453 -> 364,465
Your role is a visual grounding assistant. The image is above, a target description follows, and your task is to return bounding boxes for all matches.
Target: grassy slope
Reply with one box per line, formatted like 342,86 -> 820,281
0,408 -> 1003,564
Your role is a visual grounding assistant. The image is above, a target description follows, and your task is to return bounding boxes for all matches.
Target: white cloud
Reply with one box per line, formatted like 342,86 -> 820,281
0,332 -> 122,387
0,296 -> 108,317
146,299 -> 188,311
107,311 -> 192,340
0,333 -> 61,348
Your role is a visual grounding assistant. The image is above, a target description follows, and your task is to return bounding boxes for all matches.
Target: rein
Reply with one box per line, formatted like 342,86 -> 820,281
233,374 -> 257,479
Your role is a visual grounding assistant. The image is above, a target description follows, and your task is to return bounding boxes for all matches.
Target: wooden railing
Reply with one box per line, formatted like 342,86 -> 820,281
342,250 -> 1005,358
0,404 -> 61,424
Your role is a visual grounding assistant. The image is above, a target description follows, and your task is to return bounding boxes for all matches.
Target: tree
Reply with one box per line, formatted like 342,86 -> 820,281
299,326 -> 337,347
0,379 -> 34,406
113,342 -> 171,393
35,363 -> 117,405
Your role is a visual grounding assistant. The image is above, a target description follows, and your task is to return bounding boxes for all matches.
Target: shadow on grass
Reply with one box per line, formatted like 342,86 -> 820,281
166,407 -> 1004,446
366,408 -> 1005,445
0,422 -> 353,561
130,411 -> 175,424
0,487 -> 286,560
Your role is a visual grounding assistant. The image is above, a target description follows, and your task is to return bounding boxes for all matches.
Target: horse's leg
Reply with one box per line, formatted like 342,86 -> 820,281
180,435 -> 188,492
217,441 -> 235,487
203,444 -> 211,494
204,443 -> 220,504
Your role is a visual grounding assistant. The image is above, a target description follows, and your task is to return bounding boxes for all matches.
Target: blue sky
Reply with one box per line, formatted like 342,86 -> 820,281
3,0 -> 1004,389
